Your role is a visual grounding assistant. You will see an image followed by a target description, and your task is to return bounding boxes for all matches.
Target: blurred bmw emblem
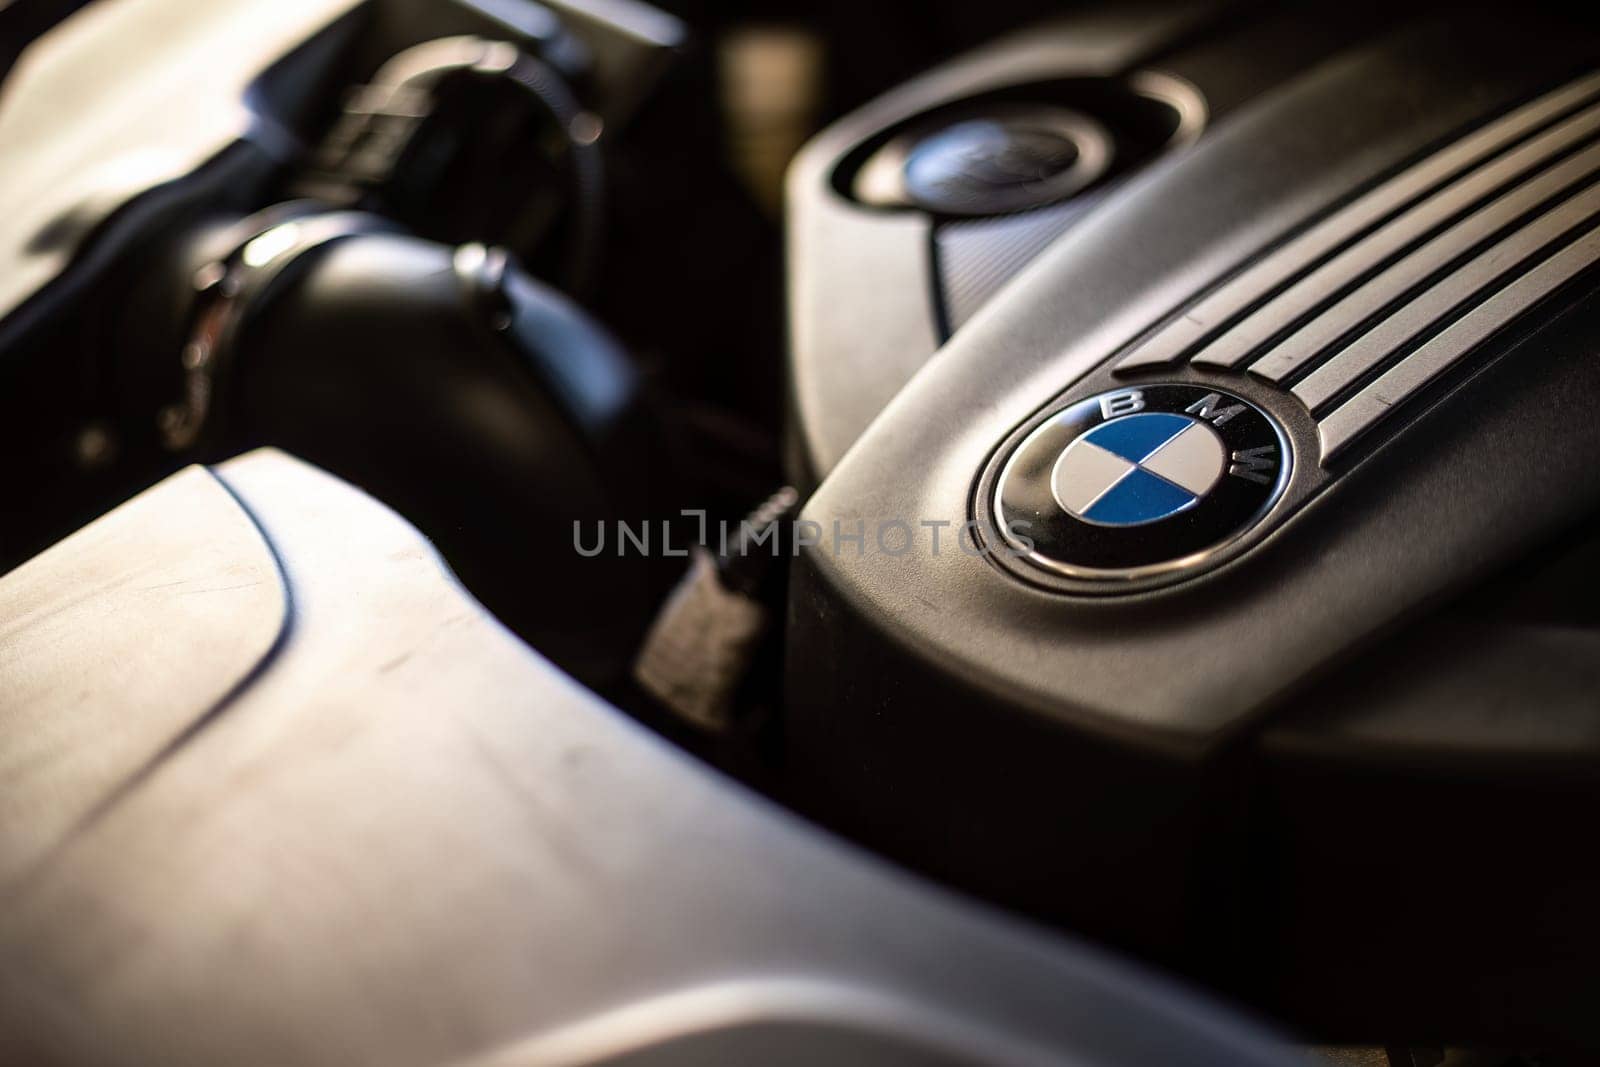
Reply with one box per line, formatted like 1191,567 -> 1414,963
991,385 -> 1289,580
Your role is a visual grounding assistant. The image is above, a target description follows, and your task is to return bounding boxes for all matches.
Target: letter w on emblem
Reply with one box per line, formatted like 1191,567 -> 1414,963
1229,446 -> 1277,485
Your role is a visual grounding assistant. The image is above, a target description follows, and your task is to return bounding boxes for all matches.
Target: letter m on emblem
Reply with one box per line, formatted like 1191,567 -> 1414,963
1185,393 -> 1246,426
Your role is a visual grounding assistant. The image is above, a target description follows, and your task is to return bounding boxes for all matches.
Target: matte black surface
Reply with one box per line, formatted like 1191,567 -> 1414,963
785,10 -> 1600,1045
1249,503 -> 1600,1047
784,2 -> 1230,481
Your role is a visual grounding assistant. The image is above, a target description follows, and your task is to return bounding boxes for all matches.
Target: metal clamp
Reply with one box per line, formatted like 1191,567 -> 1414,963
160,206 -> 394,452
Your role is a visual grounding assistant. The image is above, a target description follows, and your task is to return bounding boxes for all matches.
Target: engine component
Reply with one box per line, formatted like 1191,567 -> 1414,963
786,7 -> 1600,1050
852,103 -> 1113,216
297,34 -> 608,293
987,384 -> 1288,585
0,451 -> 1302,1067
634,486 -> 799,731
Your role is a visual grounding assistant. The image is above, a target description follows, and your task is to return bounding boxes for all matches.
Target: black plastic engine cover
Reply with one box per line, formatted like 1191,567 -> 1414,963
785,4 -> 1600,1048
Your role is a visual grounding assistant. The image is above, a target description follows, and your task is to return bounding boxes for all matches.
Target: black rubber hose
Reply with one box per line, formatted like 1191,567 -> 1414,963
324,37 -> 609,297
490,51 -> 608,298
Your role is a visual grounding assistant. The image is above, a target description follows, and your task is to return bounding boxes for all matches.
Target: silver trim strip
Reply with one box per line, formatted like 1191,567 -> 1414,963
1317,224 -> 1600,461
1114,70 -> 1600,371
1190,99 -> 1600,368
1254,139 -> 1600,384
1295,179 -> 1600,411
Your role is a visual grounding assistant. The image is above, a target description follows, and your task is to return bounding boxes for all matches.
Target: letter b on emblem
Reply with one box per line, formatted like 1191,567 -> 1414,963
1099,390 -> 1146,419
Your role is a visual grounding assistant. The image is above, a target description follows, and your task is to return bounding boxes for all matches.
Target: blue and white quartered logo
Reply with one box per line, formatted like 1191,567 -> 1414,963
988,383 -> 1290,585
1050,412 -> 1227,527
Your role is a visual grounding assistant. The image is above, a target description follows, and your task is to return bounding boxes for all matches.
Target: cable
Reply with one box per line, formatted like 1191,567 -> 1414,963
495,46 -> 607,296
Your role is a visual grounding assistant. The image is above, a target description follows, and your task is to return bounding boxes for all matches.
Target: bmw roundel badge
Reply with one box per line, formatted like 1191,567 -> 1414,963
991,384 -> 1289,581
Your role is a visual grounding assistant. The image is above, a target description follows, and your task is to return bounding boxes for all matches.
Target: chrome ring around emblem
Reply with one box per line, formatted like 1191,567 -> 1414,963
989,384 -> 1291,583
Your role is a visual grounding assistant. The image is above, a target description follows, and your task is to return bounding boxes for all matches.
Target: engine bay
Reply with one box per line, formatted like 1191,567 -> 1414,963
3,1 -> 1600,1063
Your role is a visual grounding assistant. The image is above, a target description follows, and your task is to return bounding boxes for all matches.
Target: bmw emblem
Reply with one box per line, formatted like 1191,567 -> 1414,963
990,384 -> 1290,582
